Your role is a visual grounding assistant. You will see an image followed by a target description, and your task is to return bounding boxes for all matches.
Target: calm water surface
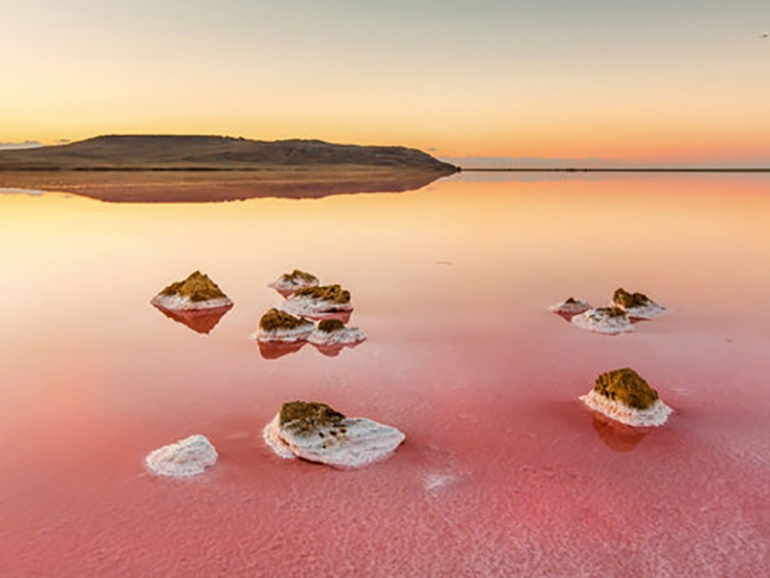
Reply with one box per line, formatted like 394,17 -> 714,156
1,174 -> 768,576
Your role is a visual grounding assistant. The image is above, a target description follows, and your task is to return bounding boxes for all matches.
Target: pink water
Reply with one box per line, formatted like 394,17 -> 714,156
1,174 -> 768,576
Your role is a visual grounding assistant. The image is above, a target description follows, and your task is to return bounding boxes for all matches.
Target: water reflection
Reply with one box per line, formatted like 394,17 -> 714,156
257,340 -> 307,360
310,341 -> 364,358
153,304 -> 233,334
590,413 -> 648,452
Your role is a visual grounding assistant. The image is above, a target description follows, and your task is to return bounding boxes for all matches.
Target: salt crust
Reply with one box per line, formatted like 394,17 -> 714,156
612,300 -> 666,320
280,296 -> 353,316
548,298 -> 591,315
571,308 -> 633,334
307,326 -> 367,345
145,434 -> 218,477
150,294 -> 233,311
580,389 -> 672,427
263,413 -> 405,468
0,187 -> 45,196
257,323 -> 314,343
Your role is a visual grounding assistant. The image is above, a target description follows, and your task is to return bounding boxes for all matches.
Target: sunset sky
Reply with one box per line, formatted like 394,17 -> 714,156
2,0 -> 769,164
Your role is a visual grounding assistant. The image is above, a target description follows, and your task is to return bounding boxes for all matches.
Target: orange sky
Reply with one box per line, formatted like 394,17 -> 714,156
2,1 -> 769,163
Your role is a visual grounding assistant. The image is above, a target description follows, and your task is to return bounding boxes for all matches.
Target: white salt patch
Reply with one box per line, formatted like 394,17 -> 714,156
150,294 -> 233,311
145,434 -> 218,477
0,187 -> 45,196
280,295 -> 353,316
256,322 -> 314,343
424,473 -> 457,492
264,413 -> 405,468
548,298 -> 591,315
307,326 -> 366,345
612,300 -> 666,320
580,389 -> 673,427
571,308 -> 633,334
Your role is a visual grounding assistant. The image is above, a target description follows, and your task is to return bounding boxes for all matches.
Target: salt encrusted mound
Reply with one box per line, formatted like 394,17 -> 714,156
307,318 -> 367,345
151,271 -> 232,311
280,284 -> 353,316
611,287 -> 665,320
268,269 -> 320,293
263,401 -> 405,468
145,434 -> 218,477
580,368 -> 672,427
549,297 -> 591,315
571,306 -> 633,334
257,308 -> 314,342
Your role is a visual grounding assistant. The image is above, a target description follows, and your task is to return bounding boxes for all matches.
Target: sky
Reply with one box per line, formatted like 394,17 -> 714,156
1,0 -> 769,164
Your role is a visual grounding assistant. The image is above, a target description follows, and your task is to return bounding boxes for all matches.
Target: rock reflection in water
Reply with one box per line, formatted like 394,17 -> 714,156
590,413 -> 648,452
310,341 -> 364,357
258,340 -> 307,360
153,304 -> 232,334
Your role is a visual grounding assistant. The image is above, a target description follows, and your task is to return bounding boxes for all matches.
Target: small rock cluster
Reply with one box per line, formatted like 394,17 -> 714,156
550,287 -> 665,334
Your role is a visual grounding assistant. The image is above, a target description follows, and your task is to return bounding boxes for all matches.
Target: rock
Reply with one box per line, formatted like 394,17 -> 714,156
549,296 -> 591,315
257,308 -> 314,342
263,401 -> 405,467
280,284 -> 353,316
571,306 -> 633,334
307,318 -> 367,345
580,368 -> 672,427
611,287 -> 665,319
151,271 -> 233,311
268,269 -> 320,294
145,434 -> 218,477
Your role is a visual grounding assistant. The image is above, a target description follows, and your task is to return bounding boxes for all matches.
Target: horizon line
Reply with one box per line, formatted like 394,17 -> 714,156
458,167 -> 770,173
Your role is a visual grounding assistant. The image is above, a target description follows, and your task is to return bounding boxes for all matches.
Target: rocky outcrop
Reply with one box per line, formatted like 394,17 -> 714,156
263,401 -> 405,467
580,368 -> 672,427
145,434 -> 218,477
151,271 -> 233,311
571,306 -> 633,334
307,318 -> 367,345
268,269 -> 320,294
549,297 -> 590,315
257,308 -> 314,342
280,284 -> 353,316
611,287 -> 665,319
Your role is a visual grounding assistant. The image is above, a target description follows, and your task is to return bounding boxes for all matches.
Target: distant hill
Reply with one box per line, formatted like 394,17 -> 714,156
0,135 -> 459,173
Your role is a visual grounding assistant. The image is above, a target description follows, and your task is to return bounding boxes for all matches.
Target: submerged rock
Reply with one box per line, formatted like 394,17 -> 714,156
257,308 -> 314,342
611,287 -> 665,319
571,306 -> 633,334
151,271 -> 233,311
580,368 -> 672,427
549,296 -> 591,315
145,434 -> 218,477
268,269 -> 320,294
307,318 -> 367,345
263,401 -> 405,467
280,284 -> 353,316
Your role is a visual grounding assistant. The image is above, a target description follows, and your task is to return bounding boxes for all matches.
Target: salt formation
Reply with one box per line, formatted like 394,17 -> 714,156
151,270 -> 233,311
307,318 -> 367,345
580,368 -> 672,427
257,308 -> 314,342
145,434 -> 218,477
268,269 -> 320,293
280,284 -> 353,316
571,306 -> 633,334
548,297 -> 591,315
263,401 -> 405,467
611,287 -> 665,319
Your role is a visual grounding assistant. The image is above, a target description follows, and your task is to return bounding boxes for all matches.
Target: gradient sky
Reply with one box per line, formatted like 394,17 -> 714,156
2,0 -> 769,163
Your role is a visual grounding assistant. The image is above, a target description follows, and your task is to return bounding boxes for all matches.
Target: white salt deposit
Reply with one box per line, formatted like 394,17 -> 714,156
263,413 -> 405,468
150,294 -> 233,311
0,187 -> 45,196
280,295 -> 353,316
145,434 -> 218,477
548,298 -> 591,315
571,308 -> 633,334
580,389 -> 673,427
256,322 -> 314,343
612,299 -> 666,320
307,326 -> 366,345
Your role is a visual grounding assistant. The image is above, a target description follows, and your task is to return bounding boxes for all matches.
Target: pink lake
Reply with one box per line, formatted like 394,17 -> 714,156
0,173 -> 768,576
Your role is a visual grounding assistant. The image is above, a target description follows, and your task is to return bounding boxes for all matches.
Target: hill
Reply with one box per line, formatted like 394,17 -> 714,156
0,135 -> 458,173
